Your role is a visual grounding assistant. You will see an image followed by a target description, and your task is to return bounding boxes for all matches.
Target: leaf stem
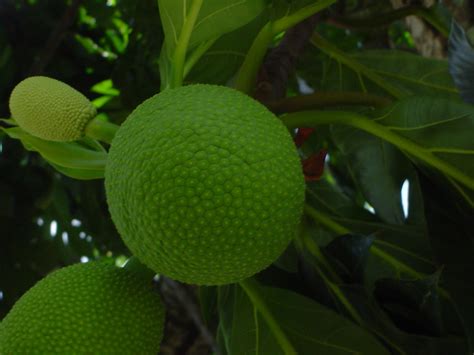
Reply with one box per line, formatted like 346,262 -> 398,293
239,278 -> 297,355
171,0 -> 204,88
282,110 -> 474,190
267,91 -> 392,114
310,33 -> 405,99
84,118 -> 119,144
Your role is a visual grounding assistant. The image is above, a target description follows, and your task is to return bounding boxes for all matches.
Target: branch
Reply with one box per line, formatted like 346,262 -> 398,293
254,14 -> 320,103
28,0 -> 82,76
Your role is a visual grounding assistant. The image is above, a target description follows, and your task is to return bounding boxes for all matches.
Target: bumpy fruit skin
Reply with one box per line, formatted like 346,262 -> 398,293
9,76 -> 96,141
105,84 -> 305,285
0,261 -> 165,354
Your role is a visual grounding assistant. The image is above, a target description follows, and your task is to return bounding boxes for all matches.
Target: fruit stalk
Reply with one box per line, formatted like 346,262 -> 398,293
84,118 -> 119,144
123,256 -> 156,281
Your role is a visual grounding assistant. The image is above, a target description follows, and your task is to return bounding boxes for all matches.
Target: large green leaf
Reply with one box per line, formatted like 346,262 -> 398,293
371,96 -> 474,176
158,0 -> 266,87
187,12 -> 267,85
330,124 -> 415,225
303,36 -> 458,99
159,0 -> 265,52
352,51 -> 457,97
218,284 -> 282,355
370,96 -> 474,205
217,280 -> 389,354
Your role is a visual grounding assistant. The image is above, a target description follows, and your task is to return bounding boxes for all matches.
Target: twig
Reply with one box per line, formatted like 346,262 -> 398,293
160,277 -> 220,354
28,0 -> 83,76
254,14 -> 320,103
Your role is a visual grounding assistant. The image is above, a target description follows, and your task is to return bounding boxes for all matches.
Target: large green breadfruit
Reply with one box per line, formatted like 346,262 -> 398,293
0,260 -> 165,354
9,76 -> 96,141
105,84 -> 305,285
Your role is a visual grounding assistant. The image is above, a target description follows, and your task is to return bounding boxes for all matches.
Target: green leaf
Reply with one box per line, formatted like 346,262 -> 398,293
218,284 -> 282,355
351,51 -> 457,97
305,180 -> 434,278
330,284 -> 467,355
370,96 -> 474,205
372,96 -> 474,176
47,162 -> 104,180
1,127 -> 106,180
159,0 -> 266,53
330,124 -> 415,224
305,35 -> 458,99
187,12 -> 267,85
218,280 -> 390,354
158,0 -> 266,88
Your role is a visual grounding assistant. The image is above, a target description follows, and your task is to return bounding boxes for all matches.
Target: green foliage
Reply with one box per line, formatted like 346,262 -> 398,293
218,279 -> 389,354
1,0 -> 473,353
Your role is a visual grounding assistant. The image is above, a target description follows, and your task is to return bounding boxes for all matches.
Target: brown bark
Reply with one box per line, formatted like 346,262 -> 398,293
254,14 -> 320,103
159,279 -> 216,355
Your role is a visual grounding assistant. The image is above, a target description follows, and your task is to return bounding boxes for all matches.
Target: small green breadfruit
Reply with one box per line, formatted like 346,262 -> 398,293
0,260 -> 165,354
105,84 -> 305,285
9,76 -> 96,141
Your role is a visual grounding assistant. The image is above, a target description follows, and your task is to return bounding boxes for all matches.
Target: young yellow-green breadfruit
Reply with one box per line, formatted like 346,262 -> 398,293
105,84 -> 305,285
9,76 -> 96,141
0,260 -> 165,354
